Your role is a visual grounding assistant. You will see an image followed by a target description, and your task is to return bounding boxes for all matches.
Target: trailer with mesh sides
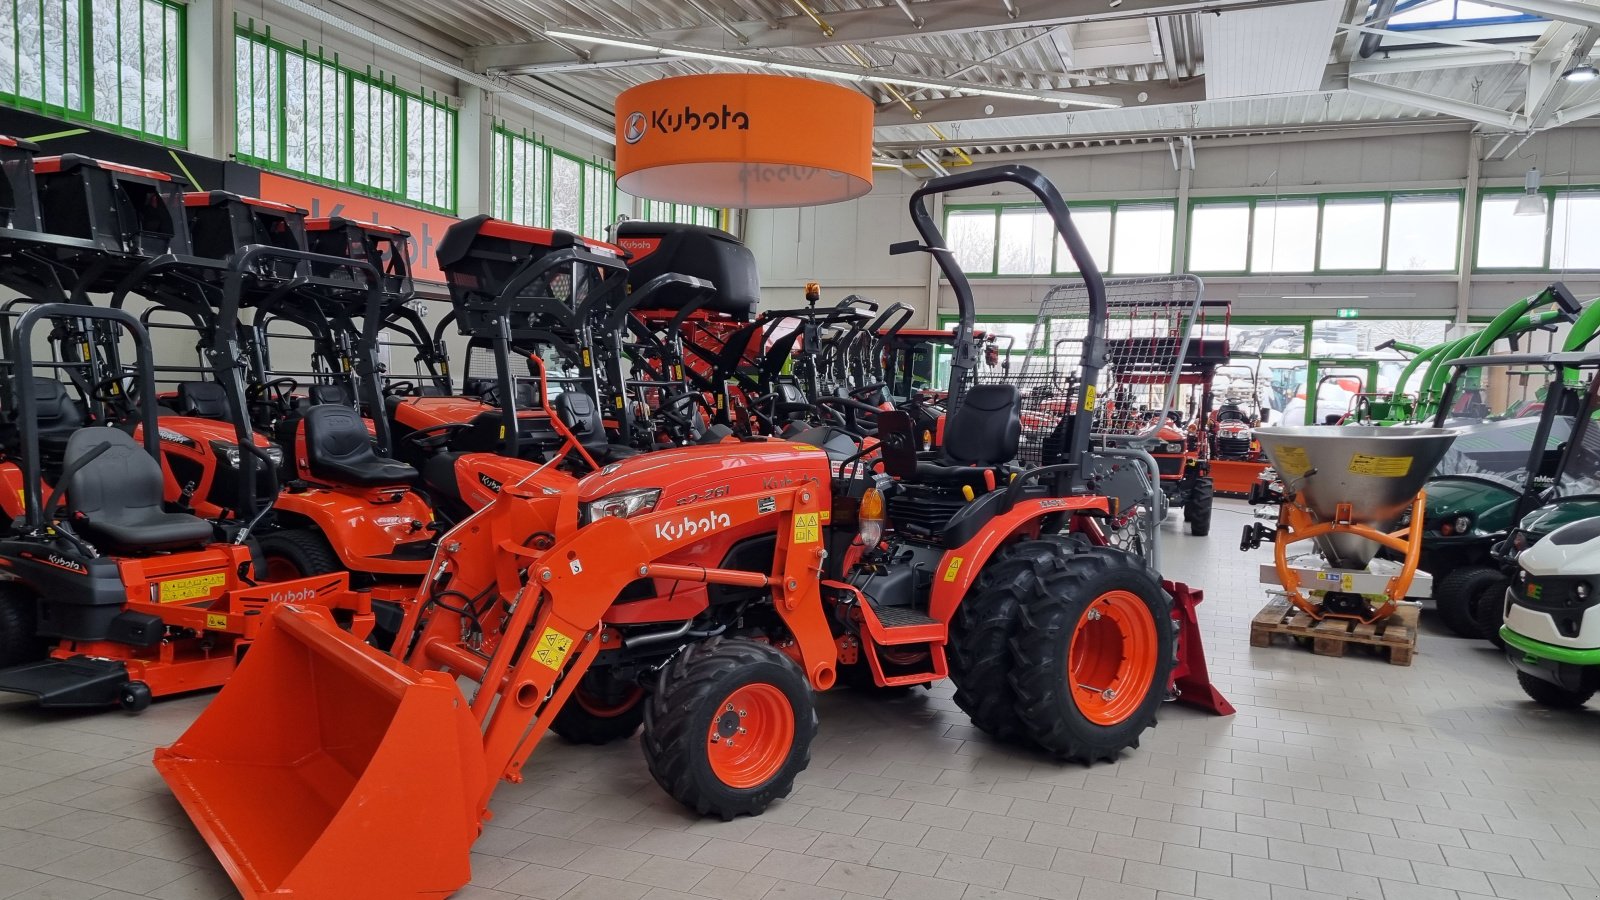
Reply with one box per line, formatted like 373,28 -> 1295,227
1010,275 -> 1216,555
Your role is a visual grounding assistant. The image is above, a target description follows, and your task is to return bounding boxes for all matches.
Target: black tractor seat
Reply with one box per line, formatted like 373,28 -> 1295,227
6,377 -> 85,471
915,383 -> 1021,490
63,428 -> 214,550
302,404 -> 417,487
176,381 -> 229,419
553,392 -> 640,464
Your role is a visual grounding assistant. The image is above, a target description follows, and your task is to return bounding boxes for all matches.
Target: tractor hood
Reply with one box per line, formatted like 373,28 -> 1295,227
577,440 -> 832,509
1517,517 -> 1600,577
140,417 -> 275,449
1423,476 -> 1522,533
1519,498 -> 1600,541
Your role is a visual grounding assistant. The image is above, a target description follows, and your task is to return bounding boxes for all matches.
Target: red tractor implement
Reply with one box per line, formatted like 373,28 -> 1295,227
155,165 -> 1230,899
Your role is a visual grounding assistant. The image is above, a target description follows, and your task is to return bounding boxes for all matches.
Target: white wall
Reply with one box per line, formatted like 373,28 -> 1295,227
745,124 -> 1600,327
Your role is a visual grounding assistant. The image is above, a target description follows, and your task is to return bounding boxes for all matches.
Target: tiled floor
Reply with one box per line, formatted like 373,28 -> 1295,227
4,498 -> 1600,900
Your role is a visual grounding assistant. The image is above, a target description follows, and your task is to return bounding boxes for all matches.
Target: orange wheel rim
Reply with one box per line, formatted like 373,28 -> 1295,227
1068,589 -> 1159,726
707,683 -> 793,789
575,683 -> 643,718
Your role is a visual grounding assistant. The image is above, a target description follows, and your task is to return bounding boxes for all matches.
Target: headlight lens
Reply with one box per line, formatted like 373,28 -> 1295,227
1577,583 -> 1592,601
1454,514 -> 1473,534
209,440 -> 284,468
580,488 -> 661,524
1164,441 -> 1184,454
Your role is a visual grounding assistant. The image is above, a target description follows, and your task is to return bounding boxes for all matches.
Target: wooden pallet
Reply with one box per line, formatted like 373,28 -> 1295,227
1249,597 -> 1420,666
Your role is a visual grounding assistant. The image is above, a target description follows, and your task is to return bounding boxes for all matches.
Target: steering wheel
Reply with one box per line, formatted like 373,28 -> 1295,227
248,377 -> 300,407
91,373 -> 140,420
850,381 -> 888,403
657,392 -> 716,439
385,380 -> 419,398
402,421 -> 473,454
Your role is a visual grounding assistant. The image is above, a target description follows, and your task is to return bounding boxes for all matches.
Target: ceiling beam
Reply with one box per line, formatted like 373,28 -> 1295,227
1345,78 -> 1530,130
469,0 -> 1328,72
873,81 -> 1208,126
873,117 -> 1475,153
1348,48 -> 1531,74
1480,0 -> 1600,27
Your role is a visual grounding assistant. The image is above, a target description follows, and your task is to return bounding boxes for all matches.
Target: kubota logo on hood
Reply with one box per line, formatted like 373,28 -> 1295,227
479,472 -> 503,493
654,511 -> 731,542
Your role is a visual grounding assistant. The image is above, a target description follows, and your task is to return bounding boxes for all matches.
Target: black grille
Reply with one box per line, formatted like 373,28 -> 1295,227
1216,437 -> 1251,457
1512,576 -> 1597,638
1154,455 -> 1183,478
888,489 -> 966,539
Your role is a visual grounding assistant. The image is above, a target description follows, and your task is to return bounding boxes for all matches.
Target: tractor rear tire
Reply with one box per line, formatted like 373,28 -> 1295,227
1184,477 -> 1214,537
0,583 -> 46,669
950,536 -> 1082,743
258,529 -> 341,579
1517,670 -> 1594,709
1469,577 -> 1510,648
642,637 -> 816,820
1431,565 -> 1499,638
1010,547 -> 1175,763
551,670 -> 646,745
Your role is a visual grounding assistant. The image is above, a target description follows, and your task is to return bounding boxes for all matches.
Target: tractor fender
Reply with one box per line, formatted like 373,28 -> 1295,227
927,494 -> 1111,625
270,489 -> 437,575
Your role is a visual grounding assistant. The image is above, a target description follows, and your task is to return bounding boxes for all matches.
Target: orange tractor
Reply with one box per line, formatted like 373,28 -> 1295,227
155,165 -> 1230,899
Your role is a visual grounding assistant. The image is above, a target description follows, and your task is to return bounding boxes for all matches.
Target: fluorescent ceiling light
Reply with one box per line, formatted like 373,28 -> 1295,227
544,29 -> 659,53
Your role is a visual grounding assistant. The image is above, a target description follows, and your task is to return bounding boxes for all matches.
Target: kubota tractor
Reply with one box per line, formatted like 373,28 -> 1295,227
154,165 -> 1230,900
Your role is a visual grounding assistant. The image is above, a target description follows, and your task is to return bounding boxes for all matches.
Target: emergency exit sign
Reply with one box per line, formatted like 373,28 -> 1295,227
1335,308 -> 1360,318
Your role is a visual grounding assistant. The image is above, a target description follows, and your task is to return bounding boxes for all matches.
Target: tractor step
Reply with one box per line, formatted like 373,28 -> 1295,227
857,602 -> 944,645
0,656 -> 130,707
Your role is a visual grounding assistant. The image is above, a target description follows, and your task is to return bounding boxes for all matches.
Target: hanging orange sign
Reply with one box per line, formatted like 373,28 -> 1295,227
615,74 -> 873,209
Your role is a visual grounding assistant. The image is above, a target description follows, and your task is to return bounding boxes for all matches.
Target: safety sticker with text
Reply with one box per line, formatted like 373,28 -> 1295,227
792,512 -> 820,544
943,557 -> 963,582
205,613 -> 228,630
159,572 -> 227,603
1348,454 -> 1412,477
533,627 -> 575,670
1275,446 -> 1312,476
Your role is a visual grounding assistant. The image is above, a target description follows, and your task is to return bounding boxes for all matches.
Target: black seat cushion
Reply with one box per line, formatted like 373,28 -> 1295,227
916,384 -> 1021,488
302,405 -> 417,487
63,428 -> 213,549
20,377 -> 85,460
177,381 -> 228,419
554,391 -> 640,463
309,383 -> 354,407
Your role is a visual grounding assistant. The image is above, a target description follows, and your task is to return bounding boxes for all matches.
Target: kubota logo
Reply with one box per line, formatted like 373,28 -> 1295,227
623,111 -> 648,144
633,105 -> 750,139
654,511 -> 731,542
269,587 -> 317,604
479,472 -> 503,493
46,553 -> 85,573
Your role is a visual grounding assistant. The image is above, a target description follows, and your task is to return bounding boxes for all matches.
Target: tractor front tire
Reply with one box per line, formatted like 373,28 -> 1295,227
1431,565 -> 1500,639
1010,547 -> 1175,763
1469,577 -> 1511,648
1517,670 -> 1594,709
950,536 -> 1082,743
551,670 -> 647,745
0,583 -> 46,669
258,529 -> 341,580
643,637 -> 816,820
1184,476 -> 1214,537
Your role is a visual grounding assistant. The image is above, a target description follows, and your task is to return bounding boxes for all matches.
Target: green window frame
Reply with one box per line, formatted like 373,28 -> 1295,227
1186,190 -> 1463,276
2,0 -> 186,145
639,199 -> 723,229
490,124 -> 617,241
1474,184 -> 1600,273
235,24 -> 458,214
940,200 -> 1176,278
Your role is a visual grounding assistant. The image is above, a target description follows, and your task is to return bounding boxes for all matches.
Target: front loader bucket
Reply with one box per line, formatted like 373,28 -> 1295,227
154,605 -> 487,899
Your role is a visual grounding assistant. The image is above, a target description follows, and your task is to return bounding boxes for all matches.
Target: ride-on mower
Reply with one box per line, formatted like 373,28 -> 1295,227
155,165 -> 1230,900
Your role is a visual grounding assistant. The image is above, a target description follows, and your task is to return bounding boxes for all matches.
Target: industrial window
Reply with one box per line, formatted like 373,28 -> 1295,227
489,126 -> 616,241
1477,187 -> 1600,271
638,200 -> 722,228
235,27 -> 458,214
1188,192 -> 1459,274
1476,194 -> 1549,269
1551,192 -> 1600,270
2,0 -> 185,144
945,201 -> 1169,277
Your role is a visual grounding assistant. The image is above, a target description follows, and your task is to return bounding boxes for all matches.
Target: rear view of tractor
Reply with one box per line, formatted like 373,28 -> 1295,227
154,164 -> 1228,900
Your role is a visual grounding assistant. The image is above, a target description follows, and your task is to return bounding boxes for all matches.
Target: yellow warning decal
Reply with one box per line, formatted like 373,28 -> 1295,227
532,627 -> 574,670
614,396 -> 624,409
1349,454 -> 1412,477
1084,385 -> 1097,411
581,348 -> 592,367
1342,574 -> 1355,591
943,556 -> 963,582
205,613 -> 228,630
159,572 -> 227,603
1276,446 -> 1312,476
793,512 -> 820,544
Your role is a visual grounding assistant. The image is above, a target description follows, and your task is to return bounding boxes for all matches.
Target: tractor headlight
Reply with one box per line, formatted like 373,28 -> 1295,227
858,487 -> 885,548
580,488 -> 661,524
1578,583 -> 1592,601
1164,441 -> 1184,454
1453,514 -> 1473,535
209,440 -> 284,469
